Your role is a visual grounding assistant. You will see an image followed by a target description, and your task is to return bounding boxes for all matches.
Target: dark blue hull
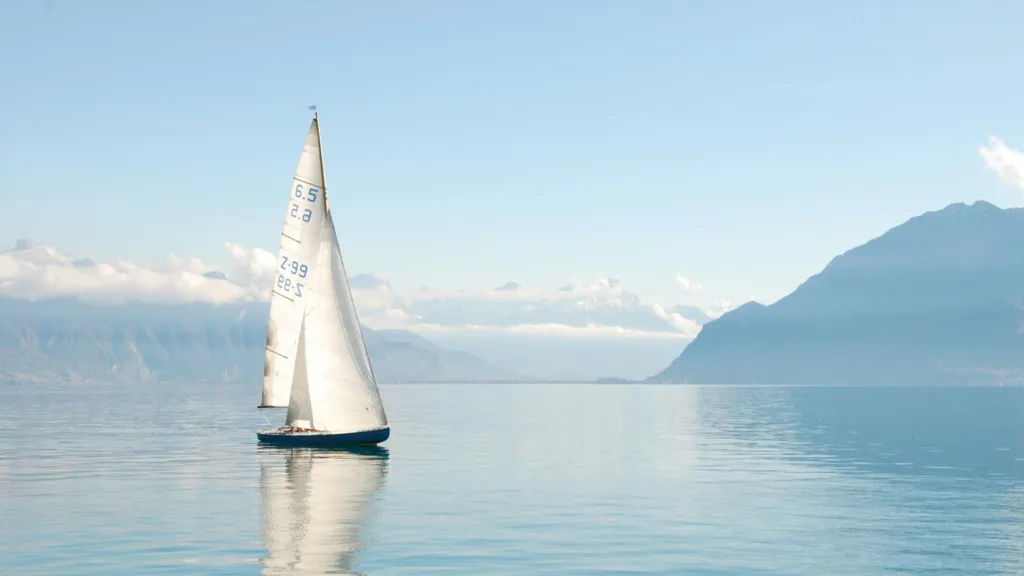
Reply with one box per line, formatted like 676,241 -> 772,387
257,426 -> 390,447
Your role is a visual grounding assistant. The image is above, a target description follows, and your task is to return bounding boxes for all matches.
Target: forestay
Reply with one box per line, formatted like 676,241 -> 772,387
284,210 -> 389,433
261,119 -> 328,408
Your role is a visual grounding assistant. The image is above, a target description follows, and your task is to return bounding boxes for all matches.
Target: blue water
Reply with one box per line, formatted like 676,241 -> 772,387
2,383 -> 1024,575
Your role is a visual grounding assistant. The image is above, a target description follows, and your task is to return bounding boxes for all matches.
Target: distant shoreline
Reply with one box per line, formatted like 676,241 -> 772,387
4,377 -> 1022,388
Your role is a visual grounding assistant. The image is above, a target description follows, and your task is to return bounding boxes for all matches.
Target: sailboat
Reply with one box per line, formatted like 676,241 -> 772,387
257,112 -> 391,447
259,446 -> 388,574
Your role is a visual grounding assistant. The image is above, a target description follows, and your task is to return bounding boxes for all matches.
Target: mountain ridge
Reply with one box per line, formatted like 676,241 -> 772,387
0,297 -> 531,385
650,200 -> 1024,386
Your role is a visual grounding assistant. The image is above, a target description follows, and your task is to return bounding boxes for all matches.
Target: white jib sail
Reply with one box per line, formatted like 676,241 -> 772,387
261,119 -> 327,407
284,209 -> 389,433
259,448 -> 388,575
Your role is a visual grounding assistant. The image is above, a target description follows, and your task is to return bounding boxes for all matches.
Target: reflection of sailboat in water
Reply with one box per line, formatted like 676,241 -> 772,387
259,447 -> 389,575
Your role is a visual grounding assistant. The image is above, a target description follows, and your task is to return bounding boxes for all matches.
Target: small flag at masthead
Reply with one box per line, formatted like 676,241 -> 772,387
308,105 -> 317,111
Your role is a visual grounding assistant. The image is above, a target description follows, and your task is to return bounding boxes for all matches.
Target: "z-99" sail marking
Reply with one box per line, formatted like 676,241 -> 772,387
279,256 -> 309,278
276,275 -> 304,298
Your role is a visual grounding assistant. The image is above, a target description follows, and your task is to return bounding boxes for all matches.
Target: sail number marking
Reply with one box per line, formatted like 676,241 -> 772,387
279,256 -> 309,278
276,184 -> 316,301
294,184 -> 318,203
290,204 -> 312,222
277,275 -> 304,297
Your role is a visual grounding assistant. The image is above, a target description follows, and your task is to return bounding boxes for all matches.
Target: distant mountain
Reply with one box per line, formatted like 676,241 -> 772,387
360,328 -> 530,382
427,332 -> 690,382
651,201 -> 1024,386
594,377 -> 637,384
0,298 -> 530,384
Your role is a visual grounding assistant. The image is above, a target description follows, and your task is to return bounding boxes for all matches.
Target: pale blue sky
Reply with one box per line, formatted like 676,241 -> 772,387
2,0 -> 1023,306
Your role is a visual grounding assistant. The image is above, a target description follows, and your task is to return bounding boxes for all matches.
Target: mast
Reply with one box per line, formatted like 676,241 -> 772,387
314,112 -> 329,213
315,111 -> 381,388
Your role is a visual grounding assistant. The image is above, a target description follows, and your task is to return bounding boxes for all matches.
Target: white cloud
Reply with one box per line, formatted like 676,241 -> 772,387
648,303 -> 703,336
980,136 -> 1024,192
705,299 -> 736,319
0,239 -> 728,339
410,277 -> 629,304
0,240 -> 261,305
675,273 -> 703,294
223,242 -> 277,293
410,322 -> 691,339
347,275 -> 712,339
321,272 -> 700,338
163,254 -> 211,276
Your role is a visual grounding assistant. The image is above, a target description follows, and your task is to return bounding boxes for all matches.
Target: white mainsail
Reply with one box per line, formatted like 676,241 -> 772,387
261,119 -> 328,408
261,112 -> 389,436
285,209 -> 389,433
260,448 -> 388,575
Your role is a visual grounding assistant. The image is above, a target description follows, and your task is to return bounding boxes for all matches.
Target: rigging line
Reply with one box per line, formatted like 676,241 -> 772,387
293,176 -> 322,189
272,290 -> 294,302
258,407 -> 273,427
342,260 -> 379,385
265,347 -> 288,359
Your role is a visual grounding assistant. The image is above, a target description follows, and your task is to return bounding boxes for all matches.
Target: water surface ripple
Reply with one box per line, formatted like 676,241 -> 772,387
2,383 -> 1023,574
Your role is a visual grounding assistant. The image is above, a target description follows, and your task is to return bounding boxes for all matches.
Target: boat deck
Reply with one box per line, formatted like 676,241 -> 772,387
257,426 -> 390,447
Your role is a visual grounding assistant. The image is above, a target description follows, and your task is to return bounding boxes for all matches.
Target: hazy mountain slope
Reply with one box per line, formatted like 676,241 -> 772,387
651,201 -> 1024,385
0,298 -> 530,384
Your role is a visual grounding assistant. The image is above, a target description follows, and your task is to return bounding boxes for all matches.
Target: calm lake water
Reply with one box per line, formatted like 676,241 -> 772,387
2,382 -> 1024,575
